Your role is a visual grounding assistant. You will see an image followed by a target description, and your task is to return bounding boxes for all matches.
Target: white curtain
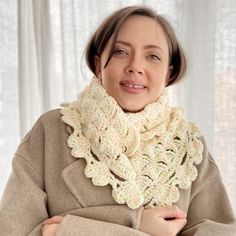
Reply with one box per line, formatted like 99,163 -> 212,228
0,0 -> 235,212
18,0 -> 52,134
0,0 -> 19,198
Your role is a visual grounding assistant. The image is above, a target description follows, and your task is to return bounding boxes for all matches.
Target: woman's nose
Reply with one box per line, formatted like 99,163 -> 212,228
125,55 -> 145,75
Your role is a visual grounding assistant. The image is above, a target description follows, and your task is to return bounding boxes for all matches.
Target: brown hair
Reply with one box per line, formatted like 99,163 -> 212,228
85,6 -> 186,86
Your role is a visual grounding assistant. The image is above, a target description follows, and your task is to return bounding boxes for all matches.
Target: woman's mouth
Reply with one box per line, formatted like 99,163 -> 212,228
120,81 -> 146,93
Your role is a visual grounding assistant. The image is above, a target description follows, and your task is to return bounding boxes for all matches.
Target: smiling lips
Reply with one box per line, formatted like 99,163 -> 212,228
120,80 -> 146,94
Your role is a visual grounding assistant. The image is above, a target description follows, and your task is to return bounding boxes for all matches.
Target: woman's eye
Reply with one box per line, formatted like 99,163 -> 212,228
113,49 -> 128,56
147,54 -> 161,61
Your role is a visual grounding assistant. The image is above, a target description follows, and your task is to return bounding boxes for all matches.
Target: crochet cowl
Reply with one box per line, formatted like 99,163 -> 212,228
60,77 -> 203,209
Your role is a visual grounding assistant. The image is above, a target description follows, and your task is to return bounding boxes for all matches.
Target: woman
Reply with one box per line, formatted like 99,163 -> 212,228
0,5 -> 235,236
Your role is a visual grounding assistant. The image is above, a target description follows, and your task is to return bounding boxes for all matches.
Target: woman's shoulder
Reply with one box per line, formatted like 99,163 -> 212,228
38,108 -> 62,123
16,108 -> 67,160
19,108 -> 66,145
30,108 -> 66,131
194,135 -> 222,185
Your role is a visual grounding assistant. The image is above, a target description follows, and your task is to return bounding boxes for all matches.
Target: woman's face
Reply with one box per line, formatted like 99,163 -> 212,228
95,15 -> 172,112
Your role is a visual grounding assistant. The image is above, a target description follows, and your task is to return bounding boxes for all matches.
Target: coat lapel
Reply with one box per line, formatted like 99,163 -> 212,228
62,159 -> 116,207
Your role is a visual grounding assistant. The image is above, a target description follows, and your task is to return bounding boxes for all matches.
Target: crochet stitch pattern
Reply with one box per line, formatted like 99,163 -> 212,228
61,78 -> 203,209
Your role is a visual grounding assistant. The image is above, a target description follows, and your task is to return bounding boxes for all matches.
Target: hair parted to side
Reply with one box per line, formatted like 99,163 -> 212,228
85,5 -> 186,86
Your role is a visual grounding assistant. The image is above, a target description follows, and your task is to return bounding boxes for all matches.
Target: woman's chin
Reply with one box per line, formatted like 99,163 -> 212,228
121,104 -> 145,113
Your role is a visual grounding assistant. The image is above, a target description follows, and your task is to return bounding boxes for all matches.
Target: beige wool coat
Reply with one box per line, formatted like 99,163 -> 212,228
0,109 -> 235,235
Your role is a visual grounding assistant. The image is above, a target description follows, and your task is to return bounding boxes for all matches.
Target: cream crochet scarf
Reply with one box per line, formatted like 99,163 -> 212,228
60,77 -> 203,209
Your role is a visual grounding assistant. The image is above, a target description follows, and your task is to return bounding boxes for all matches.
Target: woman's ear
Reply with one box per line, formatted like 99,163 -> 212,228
165,65 -> 173,86
94,55 -> 101,79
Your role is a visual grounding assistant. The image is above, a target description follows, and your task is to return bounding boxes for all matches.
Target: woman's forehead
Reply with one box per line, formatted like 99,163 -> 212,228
117,16 -> 165,39
112,16 -> 168,50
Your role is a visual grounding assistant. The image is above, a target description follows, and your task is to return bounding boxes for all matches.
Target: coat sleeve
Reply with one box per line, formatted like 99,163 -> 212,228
0,155 -> 149,236
55,214 -> 149,236
0,154 -> 48,235
0,115 -> 149,236
180,138 -> 236,235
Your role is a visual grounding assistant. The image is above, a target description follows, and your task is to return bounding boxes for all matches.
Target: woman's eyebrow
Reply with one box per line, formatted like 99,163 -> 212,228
116,40 -> 164,52
115,40 -> 131,47
144,45 -> 164,52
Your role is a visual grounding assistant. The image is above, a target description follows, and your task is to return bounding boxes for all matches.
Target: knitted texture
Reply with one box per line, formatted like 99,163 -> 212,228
61,78 -> 203,209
